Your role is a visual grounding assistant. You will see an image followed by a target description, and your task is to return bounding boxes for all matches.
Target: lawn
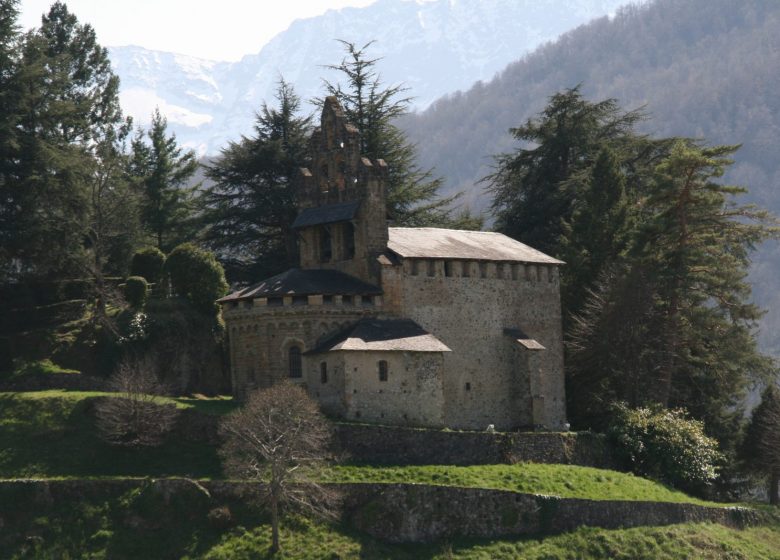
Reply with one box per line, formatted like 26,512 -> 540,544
323,464 -> 718,505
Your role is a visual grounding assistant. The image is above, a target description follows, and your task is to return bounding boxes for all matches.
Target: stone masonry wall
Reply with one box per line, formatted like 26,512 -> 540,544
334,423 -> 615,467
1,479 -> 763,546
389,259 -> 566,430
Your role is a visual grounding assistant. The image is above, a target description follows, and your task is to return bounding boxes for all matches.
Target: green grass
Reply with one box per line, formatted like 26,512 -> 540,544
0,391 -> 737,509
323,464 -> 718,505
0,391 -> 224,479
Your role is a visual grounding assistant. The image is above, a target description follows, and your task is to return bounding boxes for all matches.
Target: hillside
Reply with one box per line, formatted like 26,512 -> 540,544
401,0 -> 780,354
107,0 -> 626,154
2,390 -> 777,559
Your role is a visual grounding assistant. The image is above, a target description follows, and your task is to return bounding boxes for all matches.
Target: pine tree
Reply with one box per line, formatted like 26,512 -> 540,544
130,108 -> 199,252
558,146 -> 631,318
1,1 -> 122,280
201,80 -> 311,282
742,385 -> 780,505
485,86 -> 647,257
322,40 -> 481,228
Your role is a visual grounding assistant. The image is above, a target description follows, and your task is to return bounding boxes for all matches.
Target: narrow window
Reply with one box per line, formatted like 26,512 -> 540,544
479,262 -> 488,278
465,382 -> 471,391
462,262 -> 470,277
428,260 -> 436,277
320,227 -> 332,262
444,261 -> 453,277
320,361 -> 328,384
344,223 -> 355,259
288,346 -> 302,378
342,295 -> 353,305
378,360 -> 388,382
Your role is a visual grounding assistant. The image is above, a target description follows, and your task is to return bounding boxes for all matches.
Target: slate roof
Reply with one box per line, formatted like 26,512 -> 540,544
307,318 -> 451,354
504,328 -> 546,351
387,227 -> 564,264
218,268 -> 381,302
292,201 -> 360,229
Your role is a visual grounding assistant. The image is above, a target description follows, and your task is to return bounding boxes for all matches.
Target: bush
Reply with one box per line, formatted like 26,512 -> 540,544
164,243 -> 228,315
130,247 -> 166,284
607,403 -> 723,494
124,276 -> 149,309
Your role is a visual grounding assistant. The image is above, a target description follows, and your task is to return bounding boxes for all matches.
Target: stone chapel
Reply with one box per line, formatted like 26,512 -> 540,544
219,97 -> 567,431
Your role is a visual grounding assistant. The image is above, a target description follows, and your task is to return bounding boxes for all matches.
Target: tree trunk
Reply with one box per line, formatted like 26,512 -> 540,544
270,493 -> 280,553
770,469 -> 779,506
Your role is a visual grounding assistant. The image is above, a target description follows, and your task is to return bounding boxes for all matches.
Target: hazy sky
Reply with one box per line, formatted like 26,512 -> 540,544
19,0 -> 378,61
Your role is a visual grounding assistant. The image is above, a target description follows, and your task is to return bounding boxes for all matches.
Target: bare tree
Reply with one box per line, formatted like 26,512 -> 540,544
219,383 -> 338,554
95,355 -> 180,447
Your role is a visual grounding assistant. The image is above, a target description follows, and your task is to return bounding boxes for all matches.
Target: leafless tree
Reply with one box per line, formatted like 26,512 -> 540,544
219,383 -> 338,554
95,355 -> 179,447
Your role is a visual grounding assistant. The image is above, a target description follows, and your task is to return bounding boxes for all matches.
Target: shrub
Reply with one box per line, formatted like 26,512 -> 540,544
164,243 -> 228,314
607,403 -> 723,494
124,276 -> 149,309
130,247 -> 166,284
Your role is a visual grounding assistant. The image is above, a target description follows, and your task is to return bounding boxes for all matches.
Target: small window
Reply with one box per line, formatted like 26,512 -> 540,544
292,295 -> 308,306
344,223 -> 355,259
428,260 -> 436,277
465,382 -> 471,391
444,261 -> 453,277
378,360 -> 388,382
342,295 -> 353,305
320,362 -> 328,384
479,262 -> 488,278
268,297 -> 283,307
320,227 -> 332,262
323,295 -> 334,305
288,346 -> 302,378
462,262 -> 470,278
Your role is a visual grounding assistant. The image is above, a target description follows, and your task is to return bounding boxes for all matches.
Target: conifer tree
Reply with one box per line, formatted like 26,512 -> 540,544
201,80 -> 311,282
322,40 -> 481,228
486,86 -> 646,257
1,1 -> 122,280
130,108 -> 199,252
742,385 -> 780,505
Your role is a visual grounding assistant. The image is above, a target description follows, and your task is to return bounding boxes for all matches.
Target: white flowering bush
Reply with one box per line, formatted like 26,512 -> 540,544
607,403 -> 723,494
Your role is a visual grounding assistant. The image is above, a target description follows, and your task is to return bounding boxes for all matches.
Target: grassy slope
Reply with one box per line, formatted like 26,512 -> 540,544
324,464 -> 716,505
0,391 -> 720,508
0,391 -> 225,479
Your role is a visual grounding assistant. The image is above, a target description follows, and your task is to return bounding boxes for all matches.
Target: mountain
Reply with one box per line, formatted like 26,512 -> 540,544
108,0 -> 626,155
401,0 -> 780,355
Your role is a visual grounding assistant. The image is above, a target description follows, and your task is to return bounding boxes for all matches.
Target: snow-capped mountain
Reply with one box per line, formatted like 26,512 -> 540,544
109,0 -> 627,155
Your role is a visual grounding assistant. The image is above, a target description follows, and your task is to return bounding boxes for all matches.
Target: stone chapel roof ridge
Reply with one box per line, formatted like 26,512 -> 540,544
218,268 -> 381,302
307,318 -> 451,354
387,227 -> 564,264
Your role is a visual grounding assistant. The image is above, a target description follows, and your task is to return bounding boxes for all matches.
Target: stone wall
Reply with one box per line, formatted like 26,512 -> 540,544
0,479 -> 763,546
334,423 -> 616,467
386,259 -> 566,430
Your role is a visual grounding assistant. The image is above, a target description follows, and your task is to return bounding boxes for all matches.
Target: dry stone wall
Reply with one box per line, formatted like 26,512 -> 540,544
0,479 -> 763,546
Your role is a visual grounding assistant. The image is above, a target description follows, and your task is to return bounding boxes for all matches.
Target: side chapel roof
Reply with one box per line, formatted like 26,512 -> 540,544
306,318 -> 451,354
218,268 -> 381,302
387,227 -> 564,264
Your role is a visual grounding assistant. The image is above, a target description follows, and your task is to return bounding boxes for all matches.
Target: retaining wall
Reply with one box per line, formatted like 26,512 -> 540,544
0,479 -> 762,544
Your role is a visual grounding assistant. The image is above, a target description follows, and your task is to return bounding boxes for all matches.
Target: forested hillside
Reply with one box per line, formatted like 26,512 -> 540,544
402,0 -> 780,353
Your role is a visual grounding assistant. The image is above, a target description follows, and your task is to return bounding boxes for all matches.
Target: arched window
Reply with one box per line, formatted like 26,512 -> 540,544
288,346 -> 302,378
320,361 -> 328,384
378,360 -> 388,382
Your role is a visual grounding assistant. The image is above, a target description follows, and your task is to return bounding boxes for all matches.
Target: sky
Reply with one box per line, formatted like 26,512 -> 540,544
19,0 -> 378,61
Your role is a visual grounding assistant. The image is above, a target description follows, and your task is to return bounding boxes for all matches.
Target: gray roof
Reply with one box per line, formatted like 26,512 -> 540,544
307,318 -> 451,354
292,201 -> 360,229
504,328 -> 546,351
387,227 -> 564,264
219,268 -> 381,302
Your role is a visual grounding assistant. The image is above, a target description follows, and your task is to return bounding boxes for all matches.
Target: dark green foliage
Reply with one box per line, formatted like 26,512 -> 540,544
742,385 -> 780,504
486,86 -> 646,258
129,108 -> 199,252
130,246 -> 166,284
164,243 -> 228,315
322,40 -> 481,229
201,80 -> 311,282
123,277 -> 148,309
607,404 -> 723,495
0,1 -> 123,281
